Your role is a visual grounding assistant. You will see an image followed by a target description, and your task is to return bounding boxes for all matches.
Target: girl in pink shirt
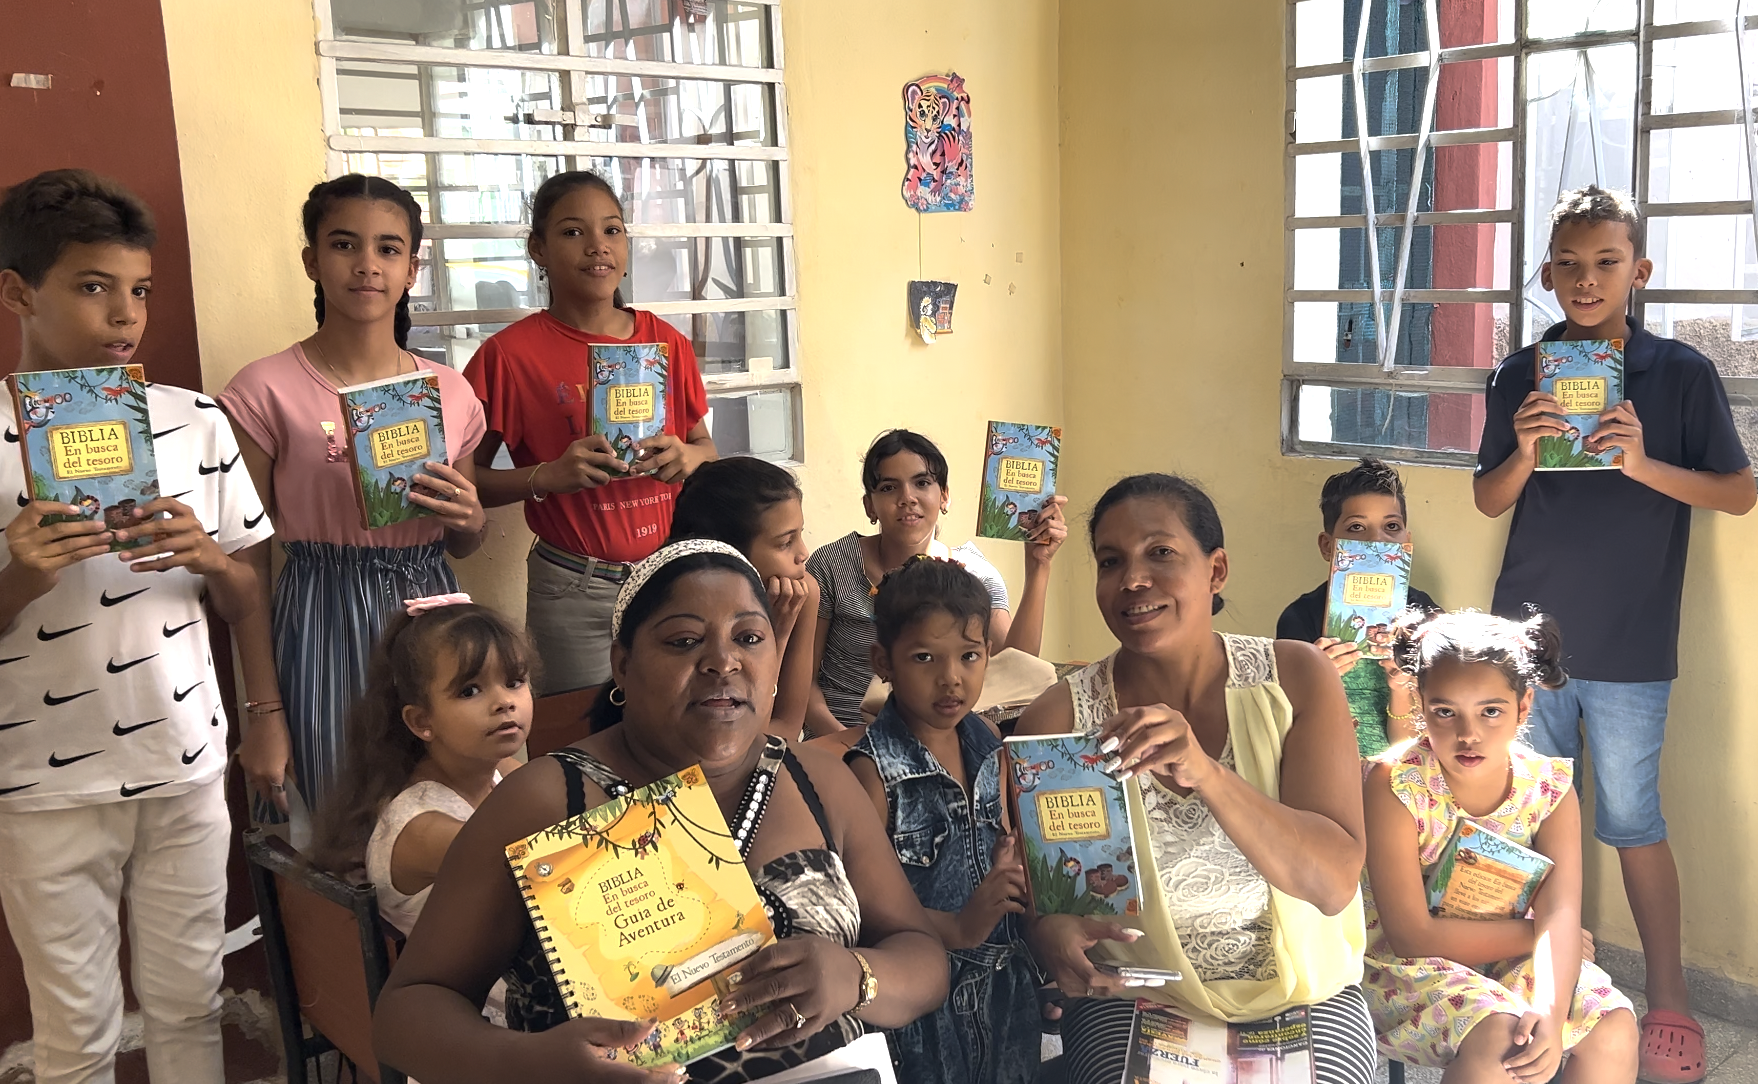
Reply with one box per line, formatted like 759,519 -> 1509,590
218,175 -> 488,820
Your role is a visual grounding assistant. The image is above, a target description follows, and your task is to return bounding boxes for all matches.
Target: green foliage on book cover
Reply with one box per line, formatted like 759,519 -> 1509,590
1017,832 -> 1118,917
976,489 -> 1019,539
1535,436 -> 1613,469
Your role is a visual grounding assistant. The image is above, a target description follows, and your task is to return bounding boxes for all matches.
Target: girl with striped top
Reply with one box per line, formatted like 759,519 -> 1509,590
807,429 -> 1067,731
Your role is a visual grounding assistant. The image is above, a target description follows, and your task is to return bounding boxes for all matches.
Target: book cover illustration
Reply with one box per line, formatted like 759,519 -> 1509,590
504,764 -> 775,1068
1534,339 -> 1625,470
977,421 -> 1061,542
1425,819 -> 1555,920
1003,733 -> 1140,920
907,280 -> 958,344
1322,539 -> 1413,661
7,365 -> 158,552
590,343 -> 669,475
337,371 -> 448,531
1123,1001 -> 1315,1084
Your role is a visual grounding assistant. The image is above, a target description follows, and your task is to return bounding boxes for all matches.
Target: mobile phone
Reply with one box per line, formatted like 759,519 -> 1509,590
1094,963 -> 1183,983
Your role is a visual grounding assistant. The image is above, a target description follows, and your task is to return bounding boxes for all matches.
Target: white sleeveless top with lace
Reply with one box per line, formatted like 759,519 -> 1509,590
1068,634 -> 1279,984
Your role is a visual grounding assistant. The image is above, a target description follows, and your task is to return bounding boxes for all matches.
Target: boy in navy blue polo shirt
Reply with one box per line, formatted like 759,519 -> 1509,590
1474,185 -> 1754,1084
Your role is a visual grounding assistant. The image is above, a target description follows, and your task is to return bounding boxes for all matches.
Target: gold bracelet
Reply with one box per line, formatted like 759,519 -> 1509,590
1386,707 -> 1422,723
528,463 -> 548,504
850,950 -> 877,1013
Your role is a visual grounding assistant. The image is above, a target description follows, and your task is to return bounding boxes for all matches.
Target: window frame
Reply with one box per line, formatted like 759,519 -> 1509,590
312,0 -> 804,465
1282,0 -> 1758,469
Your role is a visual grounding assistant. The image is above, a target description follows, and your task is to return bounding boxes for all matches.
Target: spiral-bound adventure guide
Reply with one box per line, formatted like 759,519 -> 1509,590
504,764 -> 775,1067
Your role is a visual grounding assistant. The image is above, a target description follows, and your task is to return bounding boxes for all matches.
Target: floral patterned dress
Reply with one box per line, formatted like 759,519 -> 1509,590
1361,739 -> 1632,1067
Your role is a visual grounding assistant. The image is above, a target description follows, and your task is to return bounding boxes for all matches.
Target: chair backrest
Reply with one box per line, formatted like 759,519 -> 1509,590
245,829 -> 401,1084
527,685 -> 599,759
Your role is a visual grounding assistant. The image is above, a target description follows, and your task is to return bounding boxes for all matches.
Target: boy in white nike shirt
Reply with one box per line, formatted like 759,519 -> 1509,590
0,169 -> 272,1083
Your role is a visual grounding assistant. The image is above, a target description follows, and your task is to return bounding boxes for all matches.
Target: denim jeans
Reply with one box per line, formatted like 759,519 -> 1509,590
1523,678 -> 1673,847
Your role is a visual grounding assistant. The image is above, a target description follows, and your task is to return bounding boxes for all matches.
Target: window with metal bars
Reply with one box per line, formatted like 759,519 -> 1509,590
317,0 -> 801,463
1285,0 -> 1758,467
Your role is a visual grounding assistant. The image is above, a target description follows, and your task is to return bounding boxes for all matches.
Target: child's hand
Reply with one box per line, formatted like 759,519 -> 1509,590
634,434 -> 708,484
1313,636 -> 1362,676
536,435 -> 631,493
1503,1012 -> 1563,1083
113,498 -> 229,576
1581,928 -> 1596,963
955,834 -> 1028,947
1512,391 -> 1569,460
1024,496 -> 1069,566
409,461 -> 486,534
3,501 -> 112,596
1588,400 -> 1646,474
765,574 -> 810,648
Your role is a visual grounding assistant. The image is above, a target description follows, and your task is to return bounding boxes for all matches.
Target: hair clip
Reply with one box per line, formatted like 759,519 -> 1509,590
404,592 -> 473,616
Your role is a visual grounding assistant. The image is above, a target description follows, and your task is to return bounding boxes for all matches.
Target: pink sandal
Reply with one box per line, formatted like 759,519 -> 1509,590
1639,1010 -> 1707,1084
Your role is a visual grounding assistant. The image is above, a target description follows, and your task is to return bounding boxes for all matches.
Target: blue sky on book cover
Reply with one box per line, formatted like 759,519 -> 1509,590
591,343 -> 669,472
1535,339 -> 1624,469
1323,540 -> 1412,659
341,373 -> 447,530
978,420 -> 1060,541
1005,733 -> 1139,919
10,365 -> 158,550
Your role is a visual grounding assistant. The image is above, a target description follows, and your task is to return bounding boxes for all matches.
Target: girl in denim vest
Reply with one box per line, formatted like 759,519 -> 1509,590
846,555 -> 1041,1084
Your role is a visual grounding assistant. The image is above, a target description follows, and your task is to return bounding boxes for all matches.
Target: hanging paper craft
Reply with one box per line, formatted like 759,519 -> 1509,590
908,280 -> 958,344
902,73 -> 973,213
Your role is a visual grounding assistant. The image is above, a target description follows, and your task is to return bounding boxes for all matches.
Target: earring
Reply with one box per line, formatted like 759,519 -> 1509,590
772,685 -> 779,696
608,685 -> 626,706
536,265 -> 548,281
940,505 -> 949,515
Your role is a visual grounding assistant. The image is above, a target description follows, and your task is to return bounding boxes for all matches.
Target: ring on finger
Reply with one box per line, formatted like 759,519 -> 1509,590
782,1002 -> 805,1030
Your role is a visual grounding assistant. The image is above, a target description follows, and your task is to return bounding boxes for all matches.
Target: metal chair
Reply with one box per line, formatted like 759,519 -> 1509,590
244,829 -> 406,1084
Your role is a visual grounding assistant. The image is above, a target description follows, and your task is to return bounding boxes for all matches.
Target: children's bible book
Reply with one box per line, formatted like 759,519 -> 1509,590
591,343 -> 669,475
7,365 -> 159,551
336,371 -> 448,531
1322,540 -> 1413,660
977,421 -> 1060,542
505,764 -> 774,1068
1425,820 -> 1554,919
1003,733 -> 1140,924
1534,339 -> 1625,470
1122,1001 -> 1316,1084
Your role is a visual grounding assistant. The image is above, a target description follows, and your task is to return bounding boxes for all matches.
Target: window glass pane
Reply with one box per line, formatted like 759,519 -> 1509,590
1653,0 -> 1735,23
330,0 -> 560,53
1647,216 -> 1758,291
1346,0 -> 1430,61
1439,0 -> 1513,48
438,237 -> 544,311
1296,384 -> 1484,454
1645,304 -> 1758,378
1651,34 -> 1742,115
1296,77 -> 1346,143
1648,127 -> 1753,205
1295,0 -> 1345,67
577,75 -> 775,148
596,157 -> 783,227
659,309 -> 789,375
582,0 -> 772,68
1296,226 -> 1511,291
337,61 -> 566,141
1300,60 -> 1511,144
1293,302 -> 1509,367
1523,43 -> 1636,342
1527,0 -> 1637,40
629,236 -> 784,304
706,387 -> 795,461
1296,154 -> 1346,218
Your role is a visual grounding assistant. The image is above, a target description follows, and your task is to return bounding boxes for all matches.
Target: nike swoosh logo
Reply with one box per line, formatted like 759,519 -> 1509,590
100,588 -> 150,607
106,654 -> 158,673
163,620 -> 199,638
197,462 -> 220,476
244,509 -> 267,530
37,623 -> 91,641
0,720 -> 33,732
47,750 -> 103,768
120,781 -> 172,797
152,423 -> 189,439
3,428 -> 15,444
15,493 -> 27,507
196,453 -> 242,476
113,717 -> 166,735
0,655 -> 28,667
0,782 -> 39,796
194,398 -> 220,410
43,689 -> 97,706
173,682 -> 204,702
164,489 -> 194,501
181,745 -> 206,764
210,706 -> 223,727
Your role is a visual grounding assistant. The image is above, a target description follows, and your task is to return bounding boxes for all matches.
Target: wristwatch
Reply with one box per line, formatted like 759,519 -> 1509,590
850,950 -> 877,1013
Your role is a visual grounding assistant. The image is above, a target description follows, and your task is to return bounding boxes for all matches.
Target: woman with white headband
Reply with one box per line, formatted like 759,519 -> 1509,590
372,540 -> 948,1083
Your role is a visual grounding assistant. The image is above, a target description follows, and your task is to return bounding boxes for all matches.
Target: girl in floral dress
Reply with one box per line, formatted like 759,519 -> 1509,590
1362,610 -> 1637,1083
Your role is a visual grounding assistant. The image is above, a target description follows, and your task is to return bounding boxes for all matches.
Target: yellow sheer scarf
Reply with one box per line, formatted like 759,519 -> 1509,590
1068,636 -> 1365,1023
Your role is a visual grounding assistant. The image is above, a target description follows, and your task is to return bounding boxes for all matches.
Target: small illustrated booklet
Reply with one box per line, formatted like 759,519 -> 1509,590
591,343 -> 669,475
336,371 -> 448,531
977,420 -> 1061,542
1003,733 -> 1141,924
1534,339 -> 1625,470
1322,539 -> 1413,660
1122,1001 -> 1316,1084
7,364 -> 159,551
1425,820 -> 1554,919
505,764 -> 774,1068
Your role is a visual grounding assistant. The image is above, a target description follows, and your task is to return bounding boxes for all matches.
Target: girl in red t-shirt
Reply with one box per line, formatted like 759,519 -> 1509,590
467,172 -> 714,694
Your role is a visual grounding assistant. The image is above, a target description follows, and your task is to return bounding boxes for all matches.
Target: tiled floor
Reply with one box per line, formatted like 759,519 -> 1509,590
1378,993 -> 1758,1083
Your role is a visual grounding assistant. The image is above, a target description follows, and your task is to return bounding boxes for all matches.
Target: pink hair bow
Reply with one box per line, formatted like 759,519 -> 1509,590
404,592 -> 473,616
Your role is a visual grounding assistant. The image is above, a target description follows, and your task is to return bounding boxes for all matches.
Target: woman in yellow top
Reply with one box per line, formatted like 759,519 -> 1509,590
1016,474 -> 1374,1084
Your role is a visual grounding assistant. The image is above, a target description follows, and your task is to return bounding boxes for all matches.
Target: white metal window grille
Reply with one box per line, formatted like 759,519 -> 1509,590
1285,0 -> 1758,467
316,0 -> 801,463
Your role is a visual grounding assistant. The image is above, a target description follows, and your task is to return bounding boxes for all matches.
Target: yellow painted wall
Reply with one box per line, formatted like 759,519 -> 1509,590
1058,0 -> 1758,985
